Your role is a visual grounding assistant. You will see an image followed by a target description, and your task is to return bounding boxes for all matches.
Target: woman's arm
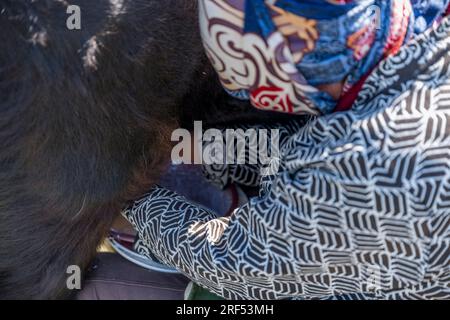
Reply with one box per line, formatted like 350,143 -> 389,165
123,16 -> 450,300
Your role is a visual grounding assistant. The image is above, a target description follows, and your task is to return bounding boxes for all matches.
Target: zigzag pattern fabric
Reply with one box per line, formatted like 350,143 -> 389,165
123,17 -> 450,300
201,120 -> 309,190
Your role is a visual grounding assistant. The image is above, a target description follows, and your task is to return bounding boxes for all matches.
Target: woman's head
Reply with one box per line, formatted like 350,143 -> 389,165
200,0 -> 448,115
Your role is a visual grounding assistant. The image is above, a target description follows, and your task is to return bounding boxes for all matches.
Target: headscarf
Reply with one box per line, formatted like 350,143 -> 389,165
200,0 -> 450,114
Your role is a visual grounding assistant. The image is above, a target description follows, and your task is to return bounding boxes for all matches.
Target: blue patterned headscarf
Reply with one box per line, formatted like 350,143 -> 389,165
412,0 -> 450,32
200,0 -> 450,114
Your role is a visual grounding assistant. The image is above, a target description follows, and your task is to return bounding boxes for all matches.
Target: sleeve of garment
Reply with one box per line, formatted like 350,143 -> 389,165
201,120 -> 308,189
123,170 -> 335,300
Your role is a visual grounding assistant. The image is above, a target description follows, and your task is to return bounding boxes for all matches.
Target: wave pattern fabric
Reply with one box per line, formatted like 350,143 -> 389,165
201,120 -> 309,190
123,18 -> 450,299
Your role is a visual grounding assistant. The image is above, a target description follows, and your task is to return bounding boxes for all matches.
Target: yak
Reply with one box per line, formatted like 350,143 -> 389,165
0,0 -> 288,299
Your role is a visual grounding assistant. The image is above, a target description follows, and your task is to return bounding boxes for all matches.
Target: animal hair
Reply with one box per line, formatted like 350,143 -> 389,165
0,0 -> 292,299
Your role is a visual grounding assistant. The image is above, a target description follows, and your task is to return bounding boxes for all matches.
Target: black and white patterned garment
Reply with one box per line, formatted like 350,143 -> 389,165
123,18 -> 450,300
200,120 -> 309,192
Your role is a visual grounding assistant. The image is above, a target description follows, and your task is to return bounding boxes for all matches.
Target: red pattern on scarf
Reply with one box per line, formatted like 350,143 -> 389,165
335,0 -> 413,113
